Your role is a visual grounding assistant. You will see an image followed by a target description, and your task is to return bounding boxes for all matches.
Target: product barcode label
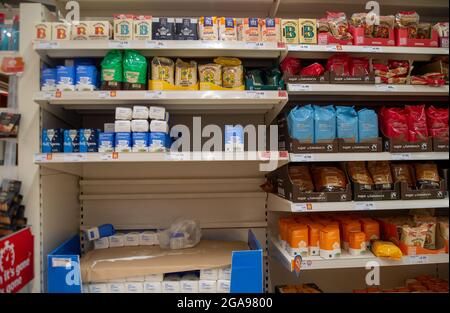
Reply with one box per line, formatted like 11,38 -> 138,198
98,91 -> 110,99
36,41 -> 60,49
246,91 -> 265,99
355,202 -> 376,210
376,85 -> 397,92
63,153 -> 87,162
145,91 -> 164,99
145,41 -> 167,48
52,257 -> 72,269
391,153 -> 412,160
405,255 -> 429,264
292,203 -> 312,212
363,46 -> 383,52
290,154 -> 314,162
289,44 -> 311,51
108,40 -> 130,48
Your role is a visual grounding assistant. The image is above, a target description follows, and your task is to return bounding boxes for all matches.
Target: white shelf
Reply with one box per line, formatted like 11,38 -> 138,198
286,44 -> 449,60
33,40 -> 285,59
267,193 -> 449,213
290,152 -> 449,162
34,90 -> 288,124
270,237 -> 449,272
287,84 -> 449,96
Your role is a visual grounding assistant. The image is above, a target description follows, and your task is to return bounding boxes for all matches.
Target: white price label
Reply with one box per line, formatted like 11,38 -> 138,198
145,41 -> 167,49
292,203 -> 312,212
246,42 -> 265,49
376,85 -> 397,92
167,152 -> 185,160
100,153 -> 113,160
36,41 -> 60,49
63,154 -> 87,162
52,257 -> 72,269
405,255 -> 429,264
246,91 -> 265,99
290,154 -> 314,162
34,154 -> 49,162
391,153 -> 412,160
326,45 -> 338,51
43,91 -> 54,100
289,44 -> 311,51
301,259 -> 314,269
108,40 -> 130,49
289,84 -> 312,92
145,91 -> 164,99
355,202 -> 376,210
363,46 -> 383,52
98,91 -> 110,99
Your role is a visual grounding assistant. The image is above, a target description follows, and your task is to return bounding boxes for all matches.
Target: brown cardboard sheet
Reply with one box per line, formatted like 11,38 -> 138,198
81,240 -> 248,282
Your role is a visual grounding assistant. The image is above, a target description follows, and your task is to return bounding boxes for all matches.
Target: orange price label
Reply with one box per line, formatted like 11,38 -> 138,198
112,152 -> 119,159
336,44 -> 343,51
110,91 -> 117,97
46,153 -> 53,160
55,91 -> 62,98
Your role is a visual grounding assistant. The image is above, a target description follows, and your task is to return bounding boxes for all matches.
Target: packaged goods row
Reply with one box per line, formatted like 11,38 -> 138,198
267,161 -> 448,202
281,104 -> 449,153
354,275 -> 448,293
276,210 -> 448,259
282,55 -> 448,86
0,179 -> 26,238
34,12 -> 449,48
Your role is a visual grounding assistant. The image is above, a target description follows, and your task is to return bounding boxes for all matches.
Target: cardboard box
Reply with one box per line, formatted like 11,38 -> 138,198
107,282 -> 125,293
115,120 -> 131,133
200,268 -> 219,280
139,231 -> 158,246
52,22 -> 71,40
114,132 -> 132,152
63,129 -> 80,153
134,15 -> 152,40
350,26 -> 395,46
149,106 -> 166,120
152,17 -> 176,40
281,19 -> 299,44
71,22 -> 89,40
114,14 -> 134,41
108,233 -> 124,248
396,28 -> 439,47
116,107 -> 132,120
125,282 -> 144,293
132,106 -> 149,119
199,280 -> 217,293
34,22 -> 52,40
175,18 -> 199,40
132,132 -> 149,152
131,120 -> 149,133
104,123 -> 116,133
218,267 -> 231,280
260,18 -> 280,43
318,32 -> 353,45
338,137 -> 382,153
89,283 -> 108,293
298,19 -> 317,44
162,281 -> 180,293
144,282 -> 162,293
217,280 -> 230,293
150,120 -> 169,133
124,232 -> 140,246
243,18 -> 261,42
433,137 -> 449,152
180,279 -> 199,293
88,21 -> 112,40
383,137 -> 432,153
94,237 -> 109,249
99,132 -> 115,153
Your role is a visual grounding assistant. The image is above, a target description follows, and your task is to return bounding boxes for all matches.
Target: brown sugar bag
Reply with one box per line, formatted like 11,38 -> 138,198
414,163 -> 441,190
391,163 -> 415,187
367,161 -> 393,190
289,165 -> 314,192
311,166 -> 347,192
347,162 -> 373,191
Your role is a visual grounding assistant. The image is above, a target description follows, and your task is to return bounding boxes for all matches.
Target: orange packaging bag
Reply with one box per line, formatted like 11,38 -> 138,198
320,225 -> 341,259
360,218 -> 380,247
349,231 -> 367,256
278,218 -> 295,248
287,224 -> 309,257
342,220 -> 362,250
308,223 -> 321,256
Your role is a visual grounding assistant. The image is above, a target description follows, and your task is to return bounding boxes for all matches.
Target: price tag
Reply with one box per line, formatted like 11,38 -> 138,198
246,42 -> 265,49
63,154 -> 87,162
34,154 -> 49,162
145,40 -> 167,49
290,154 -> 314,162
145,91 -> 164,99
376,85 -> 397,92
289,84 -> 312,92
100,153 -> 113,160
43,91 -> 54,100
391,153 -> 412,160
405,255 -> 429,264
246,91 -> 265,99
292,203 -> 312,212
301,259 -> 313,269
355,202 -> 376,210
167,152 -> 185,160
363,46 -> 383,52
36,41 -> 59,49
326,45 -> 337,51
98,91 -> 110,99
52,257 -> 72,269
108,40 -> 130,48
289,44 -> 311,51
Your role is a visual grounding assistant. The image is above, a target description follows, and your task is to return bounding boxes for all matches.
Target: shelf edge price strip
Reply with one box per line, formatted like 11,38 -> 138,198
376,85 -> 397,92
404,255 -> 429,264
289,84 -> 312,92
290,153 -> 314,162
63,153 -> 88,162
355,202 -> 376,210
36,41 -> 60,49
292,203 -> 312,212
108,40 -> 130,49
391,153 -> 412,160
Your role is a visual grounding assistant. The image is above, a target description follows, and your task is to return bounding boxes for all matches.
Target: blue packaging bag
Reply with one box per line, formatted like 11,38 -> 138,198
56,66 -> 75,91
358,108 -> 379,142
336,106 -> 358,143
287,105 -> 314,143
41,68 -> 57,91
79,129 -> 99,152
314,105 -> 336,143
63,129 -> 80,153
75,65 -> 98,91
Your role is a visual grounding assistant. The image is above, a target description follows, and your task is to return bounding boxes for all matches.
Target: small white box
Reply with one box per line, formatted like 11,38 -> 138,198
71,22 -> 89,40
108,233 -> 124,248
144,273 -> 164,282
217,280 -> 230,293
199,280 -> 217,293
180,279 -> 199,293
132,106 -> 150,119
115,120 -> 131,133
124,232 -> 140,246
125,282 -> 144,293
94,237 -> 109,250
150,120 -> 169,133
104,123 -> 115,133
34,22 -> 52,40
88,21 -> 112,40
162,281 -> 180,293
139,231 -> 158,246
126,276 -> 145,282
218,267 -> 231,280
200,268 -> 218,280
149,106 -> 166,120
131,119 -> 149,132
144,281 -> 162,293
108,282 -> 126,293
52,22 -> 71,40
89,283 -> 108,293
114,14 -> 134,41
133,15 -> 152,40
115,107 -> 132,120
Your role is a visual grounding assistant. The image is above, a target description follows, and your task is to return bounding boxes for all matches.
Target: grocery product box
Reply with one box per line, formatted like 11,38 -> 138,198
88,21 -> 112,40
277,115 -> 338,153
52,22 -> 71,40
134,16 -> 152,40
71,22 -> 89,40
47,230 -> 263,293
298,19 -> 317,44
152,17 -> 175,40
399,179 -> 446,201
284,71 -> 330,85
42,129 -> 63,153
269,163 -> 352,203
281,19 -> 299,44
115,132 -> 131,152
175,18 -> 198,40
432,137 -> 449,152
63,129 -> 80,153
329,71 -> 375,84
98,132 -> 115,153
114,14 -> 134,41
395,28 -> 439,47
34,22 -> 52,40
350,26 -> 395,46
79,128 -> 99,153
383,136 -> 433,153
337,137 -> 382,153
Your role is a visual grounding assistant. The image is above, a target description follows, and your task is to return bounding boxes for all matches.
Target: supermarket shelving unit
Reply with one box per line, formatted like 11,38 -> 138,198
15,1 -> 450,293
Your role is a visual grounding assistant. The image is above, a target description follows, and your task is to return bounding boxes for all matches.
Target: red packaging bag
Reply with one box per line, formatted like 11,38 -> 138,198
405,105 -> 428,142
350,57 -> 370,76
426,106 -> 449,137
300,63 -> 325,76
380,107 -> 408,141
327,54 -> 351,76
281,57 -> 301,76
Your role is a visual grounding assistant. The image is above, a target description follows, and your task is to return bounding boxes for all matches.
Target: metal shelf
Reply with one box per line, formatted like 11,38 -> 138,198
290,152 -> 449,162
269,237 -> 449,272
267,193 -> 449,213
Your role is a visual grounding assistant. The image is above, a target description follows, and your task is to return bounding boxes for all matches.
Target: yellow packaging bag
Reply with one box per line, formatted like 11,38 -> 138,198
371,240 -> 403,260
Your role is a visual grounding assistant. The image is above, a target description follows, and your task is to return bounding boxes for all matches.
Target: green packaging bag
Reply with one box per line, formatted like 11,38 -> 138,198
123,50 -> 148,90
100,50 -> 123,90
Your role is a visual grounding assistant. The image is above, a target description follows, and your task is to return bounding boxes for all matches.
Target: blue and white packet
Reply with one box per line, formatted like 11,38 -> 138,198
63,129 -> 80,153
79,128 -> 99,152
358,108 -> 379,142
313,105 -> 336,143
99,132 -> 115,153
336,106 -> 358,143
41,68 -> 57,91
287,105 -> 314,143
42,128 -> 63,153
56,66 -> 75,91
